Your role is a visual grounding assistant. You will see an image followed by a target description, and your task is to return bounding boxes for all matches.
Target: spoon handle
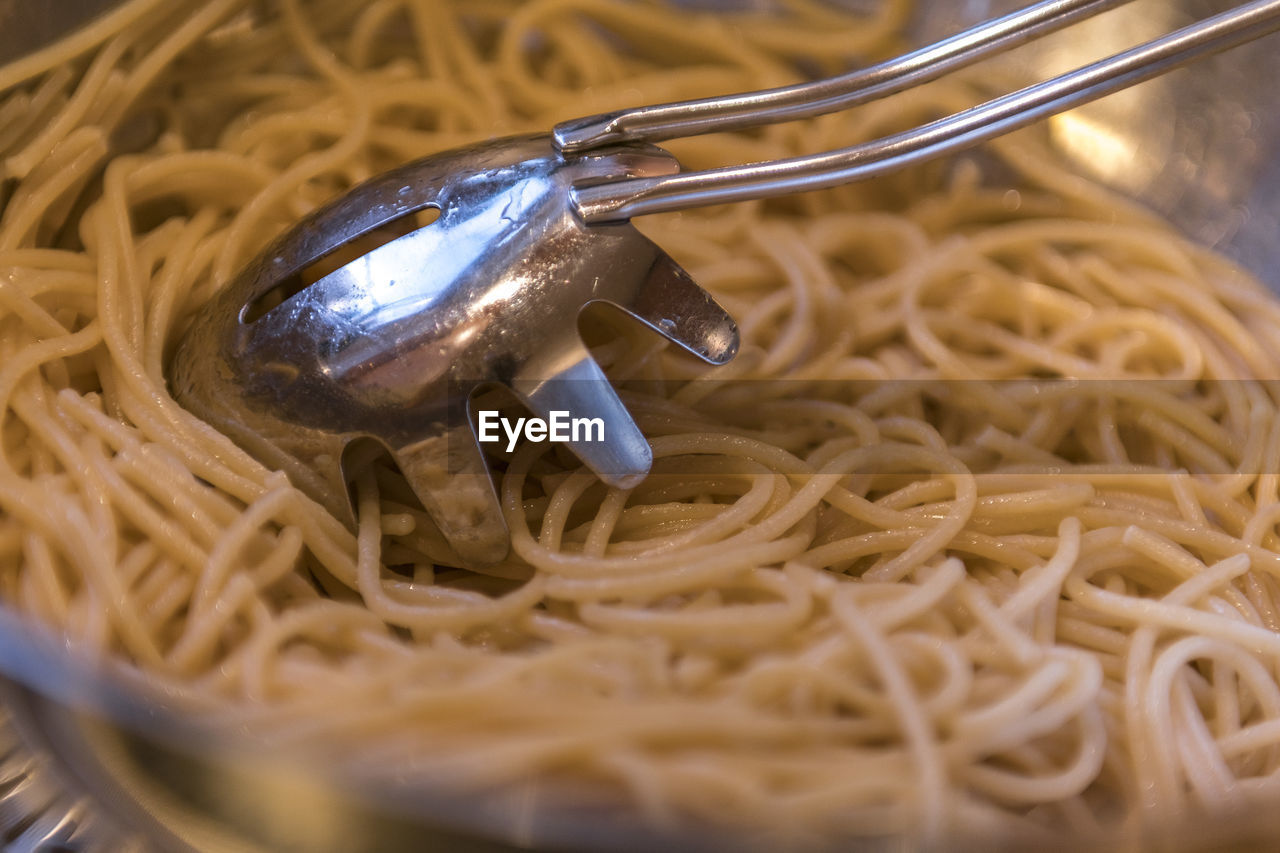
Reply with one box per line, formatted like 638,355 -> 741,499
554,0 -> 1135,152
565,0 -> 1280,224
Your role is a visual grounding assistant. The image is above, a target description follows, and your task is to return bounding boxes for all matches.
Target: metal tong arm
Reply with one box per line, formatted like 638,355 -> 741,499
561,0 -> 1280,224
555,0 -> 1135,150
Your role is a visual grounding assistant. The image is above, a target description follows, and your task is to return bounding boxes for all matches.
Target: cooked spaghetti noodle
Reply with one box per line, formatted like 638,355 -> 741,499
3,0 -> 1280,847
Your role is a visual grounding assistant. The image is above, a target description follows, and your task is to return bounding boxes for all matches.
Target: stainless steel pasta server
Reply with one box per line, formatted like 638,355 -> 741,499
170,0 -> 1280,563
170,136 -> 733,564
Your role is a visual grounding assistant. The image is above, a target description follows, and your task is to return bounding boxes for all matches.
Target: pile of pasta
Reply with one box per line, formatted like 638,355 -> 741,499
5,0 -> 1280,847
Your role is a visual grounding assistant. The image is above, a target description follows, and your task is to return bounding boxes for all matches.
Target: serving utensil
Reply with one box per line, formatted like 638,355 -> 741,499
169,0 -> 1280,562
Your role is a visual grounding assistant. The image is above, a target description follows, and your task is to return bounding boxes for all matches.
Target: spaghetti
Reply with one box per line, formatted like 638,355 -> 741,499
3,0 -> 1280,847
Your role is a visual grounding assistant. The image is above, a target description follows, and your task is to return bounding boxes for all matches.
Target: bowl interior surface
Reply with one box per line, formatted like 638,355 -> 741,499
913,0 -> 1280,290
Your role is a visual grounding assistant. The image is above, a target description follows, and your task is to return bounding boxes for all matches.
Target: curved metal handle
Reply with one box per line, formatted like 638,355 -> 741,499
554,0 -> 1134,151
565,0 -> 1280,224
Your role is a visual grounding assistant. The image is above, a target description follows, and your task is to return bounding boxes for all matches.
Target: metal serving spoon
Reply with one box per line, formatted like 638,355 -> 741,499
169,0 -> 1280,563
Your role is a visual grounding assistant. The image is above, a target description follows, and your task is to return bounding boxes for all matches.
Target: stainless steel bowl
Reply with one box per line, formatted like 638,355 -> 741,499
1,0 -> 1279,851
917,0 -> 1280,291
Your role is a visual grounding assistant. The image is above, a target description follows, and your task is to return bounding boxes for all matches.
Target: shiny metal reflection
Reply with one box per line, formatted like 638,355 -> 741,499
915,0 -> 1280,289
170,135 -> 738,563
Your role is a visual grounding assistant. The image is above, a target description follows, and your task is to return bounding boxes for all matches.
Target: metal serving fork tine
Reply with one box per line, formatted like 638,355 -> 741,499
561,0 -> 1280,223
